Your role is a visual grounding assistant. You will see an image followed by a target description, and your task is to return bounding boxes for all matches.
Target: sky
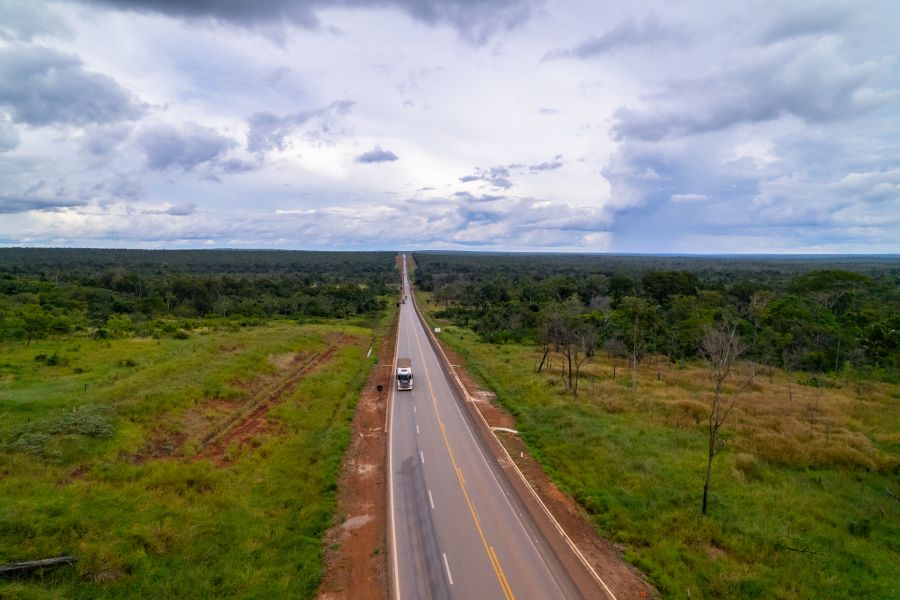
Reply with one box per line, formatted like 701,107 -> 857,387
0,0 -> 899,253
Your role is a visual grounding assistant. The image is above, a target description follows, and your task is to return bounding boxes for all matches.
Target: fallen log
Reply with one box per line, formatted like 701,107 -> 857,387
0,556 -> 76,576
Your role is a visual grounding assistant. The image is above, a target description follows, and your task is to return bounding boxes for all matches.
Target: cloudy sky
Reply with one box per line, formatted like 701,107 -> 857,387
1,0 -> 898,252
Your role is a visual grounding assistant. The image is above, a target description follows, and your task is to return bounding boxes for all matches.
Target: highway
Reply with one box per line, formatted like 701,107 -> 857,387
388,255 -> 586,600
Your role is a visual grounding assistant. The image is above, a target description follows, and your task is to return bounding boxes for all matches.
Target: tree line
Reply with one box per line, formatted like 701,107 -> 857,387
0,249 -> 396,341
413,252 -> 899,383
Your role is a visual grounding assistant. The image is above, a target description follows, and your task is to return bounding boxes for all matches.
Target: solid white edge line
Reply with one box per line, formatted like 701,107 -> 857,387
388,255 -> 403,600
428,489 -> 435,510
442,553 -> 454,585
410,286 -> 619,600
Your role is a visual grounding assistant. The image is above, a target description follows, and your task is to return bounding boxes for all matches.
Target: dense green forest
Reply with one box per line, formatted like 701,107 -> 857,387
0,249 -> 396,341
413,252 -> 900,381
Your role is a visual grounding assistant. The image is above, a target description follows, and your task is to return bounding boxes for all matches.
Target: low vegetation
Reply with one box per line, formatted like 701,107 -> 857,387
0,249 -> 396,598
418,288 -> 899,599
0,320 -> 384,598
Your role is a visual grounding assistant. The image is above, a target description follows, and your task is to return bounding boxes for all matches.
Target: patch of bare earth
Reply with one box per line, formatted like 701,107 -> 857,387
132,342 -> 342,466
439,341 -> 658,600
317,316 -> 395,600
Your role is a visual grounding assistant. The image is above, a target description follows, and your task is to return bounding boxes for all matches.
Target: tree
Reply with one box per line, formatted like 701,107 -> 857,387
572,324 -> 598,395
614,297 -> 655,389
700,323 -> 754,515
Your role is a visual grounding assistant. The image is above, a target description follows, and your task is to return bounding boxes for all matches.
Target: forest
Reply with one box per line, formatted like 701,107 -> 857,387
413,252 -> 900,382
0,249 -> 396,341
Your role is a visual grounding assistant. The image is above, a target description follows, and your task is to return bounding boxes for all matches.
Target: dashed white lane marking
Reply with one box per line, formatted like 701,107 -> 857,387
443,553 -> 454,585
413,405 -> 416,413
428,489 -> 435,510
416,424 -> 420,435
420,450 -> 425,464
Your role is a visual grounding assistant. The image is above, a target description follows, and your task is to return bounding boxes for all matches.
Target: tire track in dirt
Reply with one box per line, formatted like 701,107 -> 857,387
202,345 -> 340,464
133,343 -> 342,465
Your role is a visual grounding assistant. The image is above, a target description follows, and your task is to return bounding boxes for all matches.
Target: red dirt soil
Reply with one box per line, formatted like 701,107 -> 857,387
317,316 -> 395,600
132,341 -> 343,466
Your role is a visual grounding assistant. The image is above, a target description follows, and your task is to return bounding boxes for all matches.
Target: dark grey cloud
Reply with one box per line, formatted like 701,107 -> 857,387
356,146 -> 399,163
79,123 -> 133,158
0,45 -> 144,127
246,100 -> 353,154
0,0 -> 69,41
547,16 -> 694,59
0,194 -> 86,213
75,0 -> 538,43
612,41 -> 891,142
758,6 -> 852,43
137,122 -> 236,171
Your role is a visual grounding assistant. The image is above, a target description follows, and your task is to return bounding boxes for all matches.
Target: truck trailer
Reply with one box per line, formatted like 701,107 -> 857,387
396,358 -> 413,391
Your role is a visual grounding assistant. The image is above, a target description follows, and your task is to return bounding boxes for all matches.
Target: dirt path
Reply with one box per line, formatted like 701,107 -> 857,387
317,315 -> 396,600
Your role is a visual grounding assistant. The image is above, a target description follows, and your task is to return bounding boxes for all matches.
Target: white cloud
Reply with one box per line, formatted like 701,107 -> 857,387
0,0 -> 898,252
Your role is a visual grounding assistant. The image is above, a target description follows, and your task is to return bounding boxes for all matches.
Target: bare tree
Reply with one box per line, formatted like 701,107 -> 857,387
537,312 -> 565,373
572,324 -> 598,395
603,338 -> 626,379
700,324 -> 754,515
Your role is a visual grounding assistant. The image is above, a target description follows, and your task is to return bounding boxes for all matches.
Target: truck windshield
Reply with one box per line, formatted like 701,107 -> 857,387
398,374 -> 411,382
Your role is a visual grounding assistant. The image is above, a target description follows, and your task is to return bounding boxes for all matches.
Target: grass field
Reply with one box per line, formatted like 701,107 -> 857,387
416,292 -> 900,599
0,316 -> 386,598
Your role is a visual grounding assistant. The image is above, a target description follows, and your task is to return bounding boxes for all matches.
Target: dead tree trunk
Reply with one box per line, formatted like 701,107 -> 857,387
701,324 -> 753,515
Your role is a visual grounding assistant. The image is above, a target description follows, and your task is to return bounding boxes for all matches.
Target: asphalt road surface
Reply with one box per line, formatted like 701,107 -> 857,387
388,256 -> 585,600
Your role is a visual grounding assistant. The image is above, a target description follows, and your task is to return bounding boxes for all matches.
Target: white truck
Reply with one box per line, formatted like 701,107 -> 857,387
396,357 -> 413,391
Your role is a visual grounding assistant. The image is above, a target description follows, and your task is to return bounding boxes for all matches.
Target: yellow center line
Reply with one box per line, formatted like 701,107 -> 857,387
411,322 -> 515,600
490,546 -> 515,599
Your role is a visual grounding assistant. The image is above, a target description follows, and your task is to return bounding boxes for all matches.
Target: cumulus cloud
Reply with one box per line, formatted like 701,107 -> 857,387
74,0 -> 538,43
547,16 -> 694,59
611,39 -> 891,142
138,122 -> 236,171
356,146 -> 399,163
246,100 -> 353,154
529,157 -> 563,172
459,164 -> 517,189
0,45 -> 143,127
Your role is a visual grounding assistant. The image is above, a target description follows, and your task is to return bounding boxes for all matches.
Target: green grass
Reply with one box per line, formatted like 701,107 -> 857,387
0,316 -> 386,598
417,292 -> 900,600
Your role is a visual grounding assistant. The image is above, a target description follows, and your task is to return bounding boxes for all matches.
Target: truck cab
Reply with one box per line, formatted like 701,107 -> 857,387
396,358 -> 413,390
